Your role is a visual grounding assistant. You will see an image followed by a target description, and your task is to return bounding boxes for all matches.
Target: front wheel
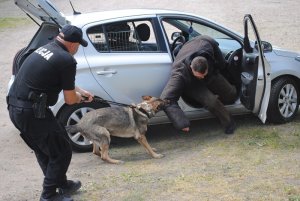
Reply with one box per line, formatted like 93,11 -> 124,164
57,102 -> 109,152
267,77 -> 299,123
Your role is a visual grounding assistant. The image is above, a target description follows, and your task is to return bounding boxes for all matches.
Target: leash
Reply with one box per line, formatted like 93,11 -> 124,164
83,96 -> 136,108
82,96 -> 154,118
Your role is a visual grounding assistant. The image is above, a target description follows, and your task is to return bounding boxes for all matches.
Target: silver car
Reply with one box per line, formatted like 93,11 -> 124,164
12,0 -> 300,152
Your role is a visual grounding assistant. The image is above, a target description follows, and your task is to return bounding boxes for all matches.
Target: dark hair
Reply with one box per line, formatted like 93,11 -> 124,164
190,56 -> 208,73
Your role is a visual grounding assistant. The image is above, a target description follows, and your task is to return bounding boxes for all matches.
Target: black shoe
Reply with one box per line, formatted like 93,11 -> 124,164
224,119 -> 236,135
40,193 -> 73,201
58,180 -> 81,195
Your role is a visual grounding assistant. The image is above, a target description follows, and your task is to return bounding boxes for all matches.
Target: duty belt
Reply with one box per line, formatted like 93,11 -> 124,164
7,96 -> 33,108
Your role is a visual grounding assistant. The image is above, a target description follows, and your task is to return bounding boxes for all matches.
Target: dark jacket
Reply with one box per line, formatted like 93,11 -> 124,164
160,35 -> 225,130
8,40 -> 76,106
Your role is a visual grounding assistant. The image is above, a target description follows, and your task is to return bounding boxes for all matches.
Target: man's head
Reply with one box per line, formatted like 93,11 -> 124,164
57,25 -> 88,55
190,56 -> 208,79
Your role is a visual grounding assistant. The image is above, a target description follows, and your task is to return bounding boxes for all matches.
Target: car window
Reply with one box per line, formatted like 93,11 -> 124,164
161,18 -> 241,52
87,20 -> 159,52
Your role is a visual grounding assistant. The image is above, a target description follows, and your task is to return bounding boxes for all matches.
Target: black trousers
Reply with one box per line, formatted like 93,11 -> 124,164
164,73 -> 237,130
184,73 -> 237,127
8,105 -> 72,196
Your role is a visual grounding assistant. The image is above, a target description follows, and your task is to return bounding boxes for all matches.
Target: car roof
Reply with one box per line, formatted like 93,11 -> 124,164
66,9 -> 192,27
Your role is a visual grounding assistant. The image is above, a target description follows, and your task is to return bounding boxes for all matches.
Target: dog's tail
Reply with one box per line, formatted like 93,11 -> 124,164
65,124 -> 81,134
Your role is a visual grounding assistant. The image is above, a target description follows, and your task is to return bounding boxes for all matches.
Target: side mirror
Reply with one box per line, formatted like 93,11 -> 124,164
261,41 -> 272,52
255,41 -> 273,53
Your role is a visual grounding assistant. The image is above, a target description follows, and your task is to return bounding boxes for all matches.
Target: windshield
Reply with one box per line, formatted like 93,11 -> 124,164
162,18 -> 241,52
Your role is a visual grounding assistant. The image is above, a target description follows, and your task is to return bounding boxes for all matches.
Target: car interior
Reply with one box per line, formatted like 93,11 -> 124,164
87,20 -> 158,52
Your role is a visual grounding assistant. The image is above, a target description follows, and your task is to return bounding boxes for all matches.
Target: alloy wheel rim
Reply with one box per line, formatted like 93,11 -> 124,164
67,107 -> 95,146
278,84 -> 298,118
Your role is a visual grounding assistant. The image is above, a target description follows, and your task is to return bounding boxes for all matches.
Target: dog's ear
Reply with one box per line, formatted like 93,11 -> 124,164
142,95 -> 152,101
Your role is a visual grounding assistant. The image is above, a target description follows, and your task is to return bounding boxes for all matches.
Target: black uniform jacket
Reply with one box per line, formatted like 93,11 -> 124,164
160,35 -> 225,130
8,40 -> 77,106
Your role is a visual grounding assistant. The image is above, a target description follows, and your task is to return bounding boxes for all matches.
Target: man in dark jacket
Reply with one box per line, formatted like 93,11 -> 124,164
161,35 -> 237,134
7,25 -> 93,201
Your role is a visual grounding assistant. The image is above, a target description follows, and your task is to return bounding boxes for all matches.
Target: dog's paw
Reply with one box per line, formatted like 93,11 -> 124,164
153,153 -> 164,159
102,158 -> 125,164
116,160 -> 125,164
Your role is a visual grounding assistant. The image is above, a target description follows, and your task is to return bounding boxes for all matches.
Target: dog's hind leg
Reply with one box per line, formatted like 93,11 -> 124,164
93,143 -> 101,157
91,127 -> 124,164
137,135 -> 164,159
100,144 -> 124,164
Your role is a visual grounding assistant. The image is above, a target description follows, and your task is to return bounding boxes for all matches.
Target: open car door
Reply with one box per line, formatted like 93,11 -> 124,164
12,0 -> 63,76
240,14 -> 271,123
14,0 -> 66,26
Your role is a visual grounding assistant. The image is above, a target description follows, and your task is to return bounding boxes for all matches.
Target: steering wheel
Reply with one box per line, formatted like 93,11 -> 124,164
171,35 -> 186,58
223,48 -> 242,87
226,48 -> 242,68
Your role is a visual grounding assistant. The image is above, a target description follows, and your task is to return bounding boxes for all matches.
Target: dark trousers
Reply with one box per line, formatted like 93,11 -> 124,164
8,105 -> 72,197
184,73 -> 237,127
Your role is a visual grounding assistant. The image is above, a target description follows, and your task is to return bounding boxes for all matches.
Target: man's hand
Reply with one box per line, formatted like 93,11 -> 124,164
75,86 -> 94,102
182,127 -> 190,132
64,87 -> 94,105
79,91 -> 93,103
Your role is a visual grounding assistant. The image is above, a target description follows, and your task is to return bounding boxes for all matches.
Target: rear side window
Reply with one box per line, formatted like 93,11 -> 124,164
87,20 -> 159,52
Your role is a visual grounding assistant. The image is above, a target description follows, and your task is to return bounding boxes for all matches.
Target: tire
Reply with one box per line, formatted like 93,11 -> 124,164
57,102 -> 109,152
267,77 -> 299,123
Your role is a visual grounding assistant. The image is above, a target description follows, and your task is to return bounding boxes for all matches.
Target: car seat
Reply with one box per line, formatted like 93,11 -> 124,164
135,23 -> 150,41
134,23 -> 151,51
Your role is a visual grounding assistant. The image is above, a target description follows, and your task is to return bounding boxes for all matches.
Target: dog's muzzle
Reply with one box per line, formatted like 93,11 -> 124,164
136,102 -> 155,118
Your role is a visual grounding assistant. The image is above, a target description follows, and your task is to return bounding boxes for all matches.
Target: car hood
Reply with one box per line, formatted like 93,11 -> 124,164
14,0 -> 66,26
272,47 -> 300,58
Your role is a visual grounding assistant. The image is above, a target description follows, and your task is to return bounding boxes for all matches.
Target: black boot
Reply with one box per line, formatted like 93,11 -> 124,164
224,118 -> 236,135
40,192 -> 73,201
58,180 -> 81,195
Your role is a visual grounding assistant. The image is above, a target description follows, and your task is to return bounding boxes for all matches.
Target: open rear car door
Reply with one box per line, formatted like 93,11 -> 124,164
240,14 -> 271,123
12,0 -> 64,75
14,0 -> 66,26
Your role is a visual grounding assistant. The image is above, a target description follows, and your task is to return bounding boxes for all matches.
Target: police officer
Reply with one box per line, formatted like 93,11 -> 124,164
161,35 -> 237,134
7,25 -> 93,201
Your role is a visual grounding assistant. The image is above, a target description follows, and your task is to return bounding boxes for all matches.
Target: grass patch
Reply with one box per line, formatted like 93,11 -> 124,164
289,196 -> 300,201
286,185 -> 300,201
0,17 -> 29,29
72,117 -> 300,201
241,127 -> 281,148
123,193 -> 145,201
237,125 -> 300,150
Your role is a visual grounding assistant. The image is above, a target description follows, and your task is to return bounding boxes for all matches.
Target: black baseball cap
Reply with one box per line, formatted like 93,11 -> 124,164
59,24 -> 88,47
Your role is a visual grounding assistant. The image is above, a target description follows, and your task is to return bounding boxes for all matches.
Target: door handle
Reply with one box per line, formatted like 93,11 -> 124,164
96,70 -> 117,75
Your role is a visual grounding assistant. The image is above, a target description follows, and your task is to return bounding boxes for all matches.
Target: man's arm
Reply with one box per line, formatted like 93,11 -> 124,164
213,41 -> 226,70
160,67 -> 185,102
63,86 -> 93,105
161,65 -> 190,132
163,103 -> 190,132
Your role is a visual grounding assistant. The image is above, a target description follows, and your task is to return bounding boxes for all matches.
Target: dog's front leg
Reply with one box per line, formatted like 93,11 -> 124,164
137,135 -> 164,159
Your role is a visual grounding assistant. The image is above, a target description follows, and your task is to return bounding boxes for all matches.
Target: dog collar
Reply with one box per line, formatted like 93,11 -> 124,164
135,105 -> 151,118
137,107 -> 152,118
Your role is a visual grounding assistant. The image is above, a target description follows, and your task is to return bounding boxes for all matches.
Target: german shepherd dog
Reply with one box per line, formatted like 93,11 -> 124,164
66,96 -> 169,164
